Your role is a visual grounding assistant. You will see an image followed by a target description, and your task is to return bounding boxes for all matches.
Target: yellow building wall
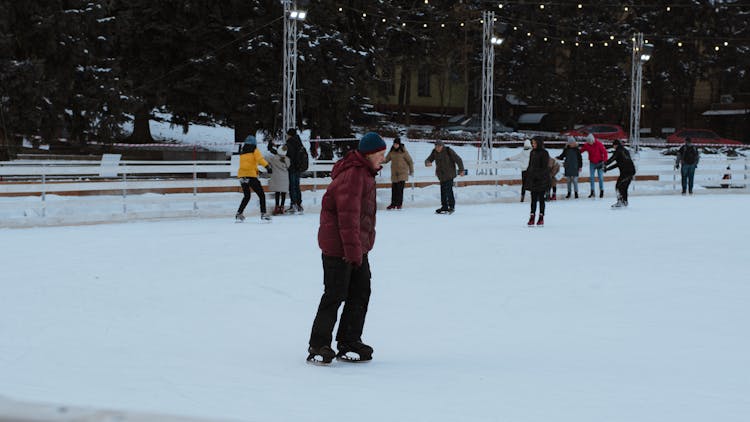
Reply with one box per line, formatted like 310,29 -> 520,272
374,65 -> 467,112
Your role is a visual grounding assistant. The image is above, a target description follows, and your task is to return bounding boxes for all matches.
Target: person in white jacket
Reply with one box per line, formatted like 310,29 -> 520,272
505,139 -> 532,202
266,142 -> 291,215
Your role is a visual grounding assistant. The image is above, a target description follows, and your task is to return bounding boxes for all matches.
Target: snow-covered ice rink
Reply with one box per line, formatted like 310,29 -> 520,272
2,194 -> 749,422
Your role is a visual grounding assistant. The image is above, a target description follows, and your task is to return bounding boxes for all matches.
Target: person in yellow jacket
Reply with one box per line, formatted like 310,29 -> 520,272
236,135 -> 271,222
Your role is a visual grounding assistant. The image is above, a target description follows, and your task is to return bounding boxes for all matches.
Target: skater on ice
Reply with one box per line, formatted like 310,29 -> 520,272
235,135 -> 272,222
425,140 -> 464,214
266,141 -> 291,215
526,138 -> 551,226
285,128 -> 306,214
548,156 -> 561,201
505,138 -> 532,202
580,133 -> 608,198
675,137 -> 700,195
383,137 -> 414,210
604,140 -> 636,208
556,137 -> 583,199
307,132 -> 386,364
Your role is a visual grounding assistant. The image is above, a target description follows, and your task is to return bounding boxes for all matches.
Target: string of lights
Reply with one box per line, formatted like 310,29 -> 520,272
329,2 -> 750,48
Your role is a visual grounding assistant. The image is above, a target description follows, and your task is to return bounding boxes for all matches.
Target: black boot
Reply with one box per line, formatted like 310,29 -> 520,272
337,341 -> 374,362
307,345 -> 336,365
588,191 -> 595,198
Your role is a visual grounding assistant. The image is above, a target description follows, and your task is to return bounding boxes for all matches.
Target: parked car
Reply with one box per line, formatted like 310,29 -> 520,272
443,116 -> 514,134
560,124 -> 627,142
666,129 -> 742,145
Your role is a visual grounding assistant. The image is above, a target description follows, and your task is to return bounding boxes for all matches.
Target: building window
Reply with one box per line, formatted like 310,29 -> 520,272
418,67 -> 431,97
381,65 -> 395,96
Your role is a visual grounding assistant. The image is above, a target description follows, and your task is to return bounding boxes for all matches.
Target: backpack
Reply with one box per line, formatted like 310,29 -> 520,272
296,146 -> 309,172
683,145 -> 699,165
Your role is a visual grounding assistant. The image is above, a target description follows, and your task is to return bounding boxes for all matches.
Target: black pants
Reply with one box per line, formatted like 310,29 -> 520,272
440,179 -> 455,209
520,170 -> 528,198
530,191 -> 546,215
391,181 -> 405,206
310,254 -> 372,347
238,177 -> 266,214
616,175 -> 633,202
274,192 -> 287,207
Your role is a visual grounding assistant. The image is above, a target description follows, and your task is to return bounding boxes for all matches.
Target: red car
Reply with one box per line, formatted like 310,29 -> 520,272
666,129 -> 742,146
560,124 -> 628,142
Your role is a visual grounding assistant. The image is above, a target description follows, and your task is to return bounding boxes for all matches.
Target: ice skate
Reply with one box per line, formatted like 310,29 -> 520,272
527,213 -> 535,227
307,345 -> 336,365
260,213 -> 272,222
235,212 -> 245,223
336,341 -> 373,363
536,214 -> 544,226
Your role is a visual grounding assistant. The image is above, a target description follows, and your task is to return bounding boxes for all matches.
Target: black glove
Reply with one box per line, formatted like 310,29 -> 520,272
266,165 -> 273,174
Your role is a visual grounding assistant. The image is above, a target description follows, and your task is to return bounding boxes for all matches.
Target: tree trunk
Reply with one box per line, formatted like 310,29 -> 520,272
129,106 -> 154,143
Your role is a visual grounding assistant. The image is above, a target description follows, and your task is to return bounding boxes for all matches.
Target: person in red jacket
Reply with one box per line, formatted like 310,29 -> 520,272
579,134 -> 608,198
307,132 -> 386,365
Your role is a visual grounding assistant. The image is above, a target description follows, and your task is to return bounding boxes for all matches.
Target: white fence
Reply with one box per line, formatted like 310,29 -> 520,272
1,153 -> 748,226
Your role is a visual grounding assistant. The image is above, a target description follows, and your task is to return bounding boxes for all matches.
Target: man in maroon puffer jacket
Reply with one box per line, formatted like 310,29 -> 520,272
307,132 -> 386,365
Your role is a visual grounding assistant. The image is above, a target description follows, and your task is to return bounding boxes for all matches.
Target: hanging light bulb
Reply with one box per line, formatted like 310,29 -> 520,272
527,32 -> 532,37
604,42 -> 609,46
724,41 -> 729,46
402,22 -> 406,27
441,23 -> 445,28
645,39 -> 649,44
544,37 -> 548,42
338,7 -> 343,12
624,6 -> 629,11
460,22 -> 465,27
513,26 -> 518,30
382,18 -> 386,23
498,4 -> 504,8
575,42 -> 580,46
715,45 -> 720,51
561,40 -> 565,44
578,31 -> 582,36
666,6 -> 671,12
424,0 -> 429,3
578,4 -> 583,9
677,41 -> 683,47
589,42 -> 594,47
362,12 -> 367,17
618,40 -> 622,45
539,4 -> 545,9
480,19 -> 484,24
610,35 -> 615,40
423,23 -> 427,28
493,17 -> 498,22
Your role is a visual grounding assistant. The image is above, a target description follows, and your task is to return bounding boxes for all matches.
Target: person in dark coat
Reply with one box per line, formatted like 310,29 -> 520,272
556,137 -> 583,198
525,139 -> 551,226
285,128 -> 305,213
675,137 -> 700,195
604,140 -> 636,207
425,140 -> 465,214
308,132 -> 386,365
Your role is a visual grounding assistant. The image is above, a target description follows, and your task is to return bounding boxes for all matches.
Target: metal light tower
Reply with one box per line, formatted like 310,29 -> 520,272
629,33 -> 652,154
480,11 -> 503,170
282,1 -> 305,136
